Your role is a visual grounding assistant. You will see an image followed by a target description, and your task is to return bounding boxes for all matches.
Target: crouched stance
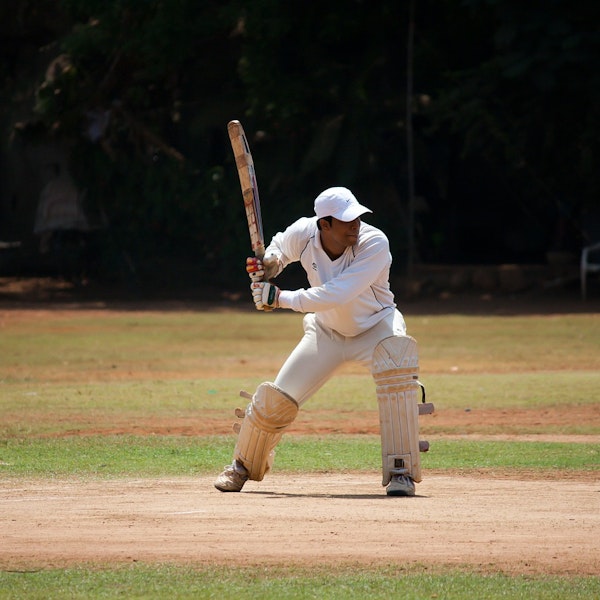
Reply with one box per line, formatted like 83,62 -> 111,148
214,187 -> 430,495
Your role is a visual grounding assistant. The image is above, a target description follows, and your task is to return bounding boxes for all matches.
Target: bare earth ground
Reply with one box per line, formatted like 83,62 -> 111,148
2,474 -> 599,575
1,277 -> 599,575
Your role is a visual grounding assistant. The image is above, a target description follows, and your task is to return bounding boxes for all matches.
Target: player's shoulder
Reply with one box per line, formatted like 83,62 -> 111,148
359,221 -> 389,243
288,216 -> 318,236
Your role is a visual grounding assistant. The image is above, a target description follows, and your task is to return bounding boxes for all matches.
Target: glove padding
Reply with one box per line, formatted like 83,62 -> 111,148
246,254 -> 280,283
246,257 -> 264,282
251,281 -> 280,310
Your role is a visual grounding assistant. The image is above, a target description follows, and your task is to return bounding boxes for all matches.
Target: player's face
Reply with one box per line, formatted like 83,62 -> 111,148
320,217 -> 361,258
333,217 -> 361,245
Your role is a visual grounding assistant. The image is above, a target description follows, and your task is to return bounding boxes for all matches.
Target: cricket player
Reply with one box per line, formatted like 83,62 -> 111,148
215,186 -> 426,496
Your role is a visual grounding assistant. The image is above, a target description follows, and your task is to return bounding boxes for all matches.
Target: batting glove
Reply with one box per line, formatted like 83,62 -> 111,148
250,281 -> 280,310
246,254 -> 280,283
262,253 -> 281,280
246,257 -> 265,282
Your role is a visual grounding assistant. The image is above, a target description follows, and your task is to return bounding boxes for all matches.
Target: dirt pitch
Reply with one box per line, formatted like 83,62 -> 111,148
2,472 -> 599,575
1,279 -> 599,576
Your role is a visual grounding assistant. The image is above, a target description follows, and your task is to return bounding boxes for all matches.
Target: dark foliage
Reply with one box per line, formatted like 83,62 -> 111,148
1,0 -> 598,285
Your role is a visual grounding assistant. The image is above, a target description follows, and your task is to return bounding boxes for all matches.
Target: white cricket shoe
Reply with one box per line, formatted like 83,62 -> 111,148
214,460 -> 249,492
386,474 -> 415,496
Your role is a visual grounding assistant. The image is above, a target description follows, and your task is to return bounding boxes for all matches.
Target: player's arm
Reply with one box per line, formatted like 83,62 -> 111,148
250,235 -> 387,312
280,234 -> 390,313
245,218 -> 308,285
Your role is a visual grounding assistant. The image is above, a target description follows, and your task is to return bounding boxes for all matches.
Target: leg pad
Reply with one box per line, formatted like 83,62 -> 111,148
233,382 -> 298,481
372,336 -> 426,485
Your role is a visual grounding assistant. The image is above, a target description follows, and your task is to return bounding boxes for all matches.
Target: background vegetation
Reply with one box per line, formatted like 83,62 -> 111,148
1,1 -> 599,285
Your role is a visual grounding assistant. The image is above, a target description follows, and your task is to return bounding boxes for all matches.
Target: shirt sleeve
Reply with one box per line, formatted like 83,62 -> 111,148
278,231 -> 391,313
264,218 -> 314,272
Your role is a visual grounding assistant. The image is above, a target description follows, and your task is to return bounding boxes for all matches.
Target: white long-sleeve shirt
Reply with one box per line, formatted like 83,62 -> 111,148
266,217 -> 397,337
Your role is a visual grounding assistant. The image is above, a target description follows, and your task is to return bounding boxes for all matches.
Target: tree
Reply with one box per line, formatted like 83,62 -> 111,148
429,0 -> 600,255
26,0 -> 250,282
4,0 -> 598,286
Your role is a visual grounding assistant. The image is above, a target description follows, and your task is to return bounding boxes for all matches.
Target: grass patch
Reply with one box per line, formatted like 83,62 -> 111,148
1,312 -> 598,382
0,564 -> 598,599
0,311 -> 304,381
2,371 -> 599,438
411,313 -> 600,373
424,371 -> 600,410
308,370 -> 600,414
0,435 -> 597,477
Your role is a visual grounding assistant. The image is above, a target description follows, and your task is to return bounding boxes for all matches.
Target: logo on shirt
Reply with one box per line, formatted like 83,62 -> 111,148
312,262 -> 318,271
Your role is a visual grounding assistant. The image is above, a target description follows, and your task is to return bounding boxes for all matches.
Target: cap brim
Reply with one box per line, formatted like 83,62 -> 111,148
334,205 -> 372,222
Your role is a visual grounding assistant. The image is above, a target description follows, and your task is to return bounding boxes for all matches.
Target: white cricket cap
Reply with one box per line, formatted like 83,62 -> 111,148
314,187 -> 372,222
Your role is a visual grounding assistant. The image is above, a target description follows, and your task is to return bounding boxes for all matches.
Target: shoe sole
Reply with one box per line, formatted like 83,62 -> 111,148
214,485 -> 242,492
214,476 -> 247,492
386,488 -> 415,497
386,482 -> 416,496
214,479 -> 245,492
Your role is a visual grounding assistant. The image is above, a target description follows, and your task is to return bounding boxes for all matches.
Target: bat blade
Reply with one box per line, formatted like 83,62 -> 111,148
227,120 -> 265,259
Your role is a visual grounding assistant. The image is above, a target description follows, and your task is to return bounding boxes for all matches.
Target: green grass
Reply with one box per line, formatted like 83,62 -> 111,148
2,371 -> 599,438
1,436 -> 597,477
0,379 -> 246,437
1,312 -> 599,379
0,311 -> 303,379
424,371 -> 600,410
0,564 -> 598,599
411,313 -> 600,372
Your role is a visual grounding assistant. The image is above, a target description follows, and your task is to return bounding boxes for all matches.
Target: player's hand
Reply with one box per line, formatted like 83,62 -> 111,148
261,253 -> 280,280
250,281 -> 280,310
246,257 -> 265,282
246,254 -> 280,282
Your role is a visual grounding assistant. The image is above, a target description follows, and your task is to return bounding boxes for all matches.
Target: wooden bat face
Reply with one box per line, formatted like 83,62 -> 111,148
228,120 -> 265,259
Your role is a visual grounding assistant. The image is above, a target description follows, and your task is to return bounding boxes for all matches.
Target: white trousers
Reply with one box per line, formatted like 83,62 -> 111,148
274,309 -> 407,406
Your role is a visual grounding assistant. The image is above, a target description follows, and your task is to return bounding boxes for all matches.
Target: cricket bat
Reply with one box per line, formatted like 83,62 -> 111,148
227,120 -> 265,260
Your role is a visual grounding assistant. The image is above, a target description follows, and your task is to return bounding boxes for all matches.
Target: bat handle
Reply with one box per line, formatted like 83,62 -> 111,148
254,245 -> 266,261
252,246 -> 274,311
